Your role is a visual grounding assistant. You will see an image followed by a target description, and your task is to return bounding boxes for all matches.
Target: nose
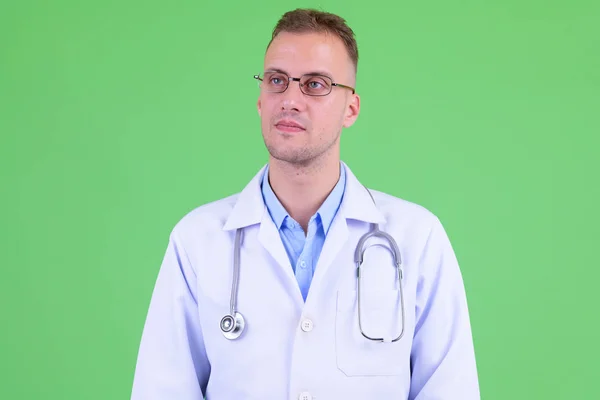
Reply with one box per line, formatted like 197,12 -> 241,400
279,78 -> 306,112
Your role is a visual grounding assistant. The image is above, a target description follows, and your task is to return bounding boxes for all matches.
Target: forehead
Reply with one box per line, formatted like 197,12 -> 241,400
264,31 -> 352,78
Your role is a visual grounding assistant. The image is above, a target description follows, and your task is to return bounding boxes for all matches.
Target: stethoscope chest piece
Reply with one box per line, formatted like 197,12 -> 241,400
220,312 -> 245,340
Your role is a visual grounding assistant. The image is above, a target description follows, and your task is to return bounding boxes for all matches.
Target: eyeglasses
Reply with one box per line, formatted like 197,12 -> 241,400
254,71 -> 355,96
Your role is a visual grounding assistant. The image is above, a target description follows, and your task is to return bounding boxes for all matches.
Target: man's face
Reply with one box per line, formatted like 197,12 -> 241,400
257,31 -> 360,166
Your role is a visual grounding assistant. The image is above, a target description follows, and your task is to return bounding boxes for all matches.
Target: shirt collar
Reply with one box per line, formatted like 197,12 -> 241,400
260,163 -> 346,234
222,161 -> 385,232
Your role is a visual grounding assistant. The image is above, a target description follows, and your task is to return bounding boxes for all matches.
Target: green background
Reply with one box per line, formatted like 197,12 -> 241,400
1,0 -> 598,398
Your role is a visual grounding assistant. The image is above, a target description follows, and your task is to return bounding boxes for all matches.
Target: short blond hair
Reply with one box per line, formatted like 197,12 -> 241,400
267,8 -> 359,72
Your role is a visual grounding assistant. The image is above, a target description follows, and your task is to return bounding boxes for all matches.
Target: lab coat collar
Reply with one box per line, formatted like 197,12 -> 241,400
222,161 -> 386,231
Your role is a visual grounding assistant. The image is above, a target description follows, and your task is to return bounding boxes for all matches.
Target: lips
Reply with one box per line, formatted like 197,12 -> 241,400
275,119 -> 306,133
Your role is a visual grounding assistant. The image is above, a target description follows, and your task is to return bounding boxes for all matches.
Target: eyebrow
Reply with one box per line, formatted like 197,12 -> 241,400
265,67 -> 334,80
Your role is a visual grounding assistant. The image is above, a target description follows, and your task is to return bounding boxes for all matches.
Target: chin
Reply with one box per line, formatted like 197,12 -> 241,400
266,147 -> 304,163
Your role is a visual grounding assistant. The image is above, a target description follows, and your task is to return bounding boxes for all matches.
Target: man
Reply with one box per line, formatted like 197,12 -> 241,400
131,8 -> 480,400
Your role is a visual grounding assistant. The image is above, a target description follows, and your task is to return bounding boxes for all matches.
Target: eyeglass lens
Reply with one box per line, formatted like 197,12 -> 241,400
260,72 -> 332,95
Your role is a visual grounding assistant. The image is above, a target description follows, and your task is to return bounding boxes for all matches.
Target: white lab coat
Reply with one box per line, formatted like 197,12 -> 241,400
131,162 -> 480,400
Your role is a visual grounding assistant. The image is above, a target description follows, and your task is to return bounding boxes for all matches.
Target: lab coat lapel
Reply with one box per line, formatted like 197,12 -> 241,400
307,210 -> 349,296
222,165 -> 267,232
308,162 -> 386,298
257,212 -> 296,280
222,164 -> 302,301
338,161 -> 387,224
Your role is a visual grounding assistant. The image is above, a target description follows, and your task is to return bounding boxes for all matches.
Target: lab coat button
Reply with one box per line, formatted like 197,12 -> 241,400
298,392 -> 313,400
301,319 -> 313,332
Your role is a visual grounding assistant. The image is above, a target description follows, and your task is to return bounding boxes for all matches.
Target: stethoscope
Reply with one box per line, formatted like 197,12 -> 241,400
219,187 -> 406,343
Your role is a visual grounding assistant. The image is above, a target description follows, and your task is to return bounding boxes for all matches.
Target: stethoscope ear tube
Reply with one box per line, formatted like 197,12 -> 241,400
355,187 -> 405,343
355,229 -> 406,343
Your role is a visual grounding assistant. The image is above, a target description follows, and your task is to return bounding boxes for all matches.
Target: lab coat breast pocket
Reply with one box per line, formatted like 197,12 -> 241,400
335,289 -> 410,377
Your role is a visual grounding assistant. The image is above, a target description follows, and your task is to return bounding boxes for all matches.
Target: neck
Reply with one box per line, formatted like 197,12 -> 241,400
267,155 -> 341,232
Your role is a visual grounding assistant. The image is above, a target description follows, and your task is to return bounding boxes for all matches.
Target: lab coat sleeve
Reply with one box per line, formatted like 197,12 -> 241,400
408,216 -> 480,400
131,229 -> 210,399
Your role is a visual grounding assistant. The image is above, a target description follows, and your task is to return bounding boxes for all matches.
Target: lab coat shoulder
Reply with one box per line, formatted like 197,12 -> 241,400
172,192 -> 239,236
367,188 -> 441,248
368,188 -> 462,266
168,192 -> 241,257
369,188 -> 437,224
367,189 -> 480,399
131,193 -> 241,400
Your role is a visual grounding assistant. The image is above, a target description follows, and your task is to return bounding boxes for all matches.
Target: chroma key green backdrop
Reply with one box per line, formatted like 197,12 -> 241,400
1,0 -> 598,399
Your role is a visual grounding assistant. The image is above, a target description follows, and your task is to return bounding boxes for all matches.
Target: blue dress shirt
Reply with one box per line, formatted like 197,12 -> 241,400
260,164 -> 346,301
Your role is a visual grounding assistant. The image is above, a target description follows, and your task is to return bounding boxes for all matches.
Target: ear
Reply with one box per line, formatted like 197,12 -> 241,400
257,97 -> 262,117
342,93 -> 360,128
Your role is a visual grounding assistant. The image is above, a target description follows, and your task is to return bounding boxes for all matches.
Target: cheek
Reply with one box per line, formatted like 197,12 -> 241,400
260,104 -> 276,133
312,101 -> 345,131
259,97 -> 276,118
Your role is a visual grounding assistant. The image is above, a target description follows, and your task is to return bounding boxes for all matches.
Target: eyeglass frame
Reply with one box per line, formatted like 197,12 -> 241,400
253,70 -> 356,96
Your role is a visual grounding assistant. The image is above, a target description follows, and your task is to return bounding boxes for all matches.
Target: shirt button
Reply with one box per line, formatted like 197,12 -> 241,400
300,260 -> 306,269
298,392 -> 313,400
301,319 -> 313,332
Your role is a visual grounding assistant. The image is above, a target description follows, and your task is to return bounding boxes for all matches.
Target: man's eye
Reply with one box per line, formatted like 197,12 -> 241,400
268,75 -> 286,85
